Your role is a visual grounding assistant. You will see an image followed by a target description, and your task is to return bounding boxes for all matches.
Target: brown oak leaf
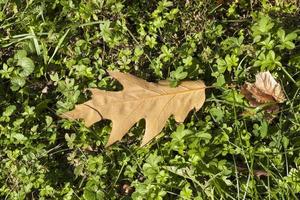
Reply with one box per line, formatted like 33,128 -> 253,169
61,71 -> 206,147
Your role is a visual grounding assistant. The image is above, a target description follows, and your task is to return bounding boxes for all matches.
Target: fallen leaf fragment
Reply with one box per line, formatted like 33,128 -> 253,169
236,166 -> 269,178
253,170 -> 269,178
255,72 -> 285,102
241,71 -> 285,104
119,182 -> 135,196
241,71 -> 285,119
61,71 -> 206,147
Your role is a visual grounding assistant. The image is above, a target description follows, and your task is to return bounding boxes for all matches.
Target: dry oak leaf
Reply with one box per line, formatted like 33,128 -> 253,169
61,71 -> 206,147
241,71 -> 285,106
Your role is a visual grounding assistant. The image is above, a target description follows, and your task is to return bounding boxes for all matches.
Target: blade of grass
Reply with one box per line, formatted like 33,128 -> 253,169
29,27 -> 41,55
48,29 -> 70,64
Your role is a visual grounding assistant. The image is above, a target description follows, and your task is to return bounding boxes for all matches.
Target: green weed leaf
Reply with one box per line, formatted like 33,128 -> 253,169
17,57 -> 35,77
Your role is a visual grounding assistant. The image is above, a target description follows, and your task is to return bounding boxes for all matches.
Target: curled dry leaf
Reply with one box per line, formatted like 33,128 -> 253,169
236,166 -> 269,178
241,71 -> 285,119
61,71 -> 206,147
253,170 -> 269,178
241,71 -> 285,104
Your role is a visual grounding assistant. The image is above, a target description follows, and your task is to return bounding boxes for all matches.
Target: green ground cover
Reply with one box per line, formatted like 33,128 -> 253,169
0,0 -> 300,199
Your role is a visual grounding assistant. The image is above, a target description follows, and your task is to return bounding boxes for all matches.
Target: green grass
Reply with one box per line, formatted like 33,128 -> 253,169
0,0 -> 300,199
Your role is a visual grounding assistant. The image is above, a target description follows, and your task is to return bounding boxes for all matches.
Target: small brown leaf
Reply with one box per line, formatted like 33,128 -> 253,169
61,71 -> 206,147
241,82 -> 274,105
253,170 -> 269,178
236,166 -> 269,178
241,71 -> 285,105
241,71 -> 285,121
121,183 -> 134,195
